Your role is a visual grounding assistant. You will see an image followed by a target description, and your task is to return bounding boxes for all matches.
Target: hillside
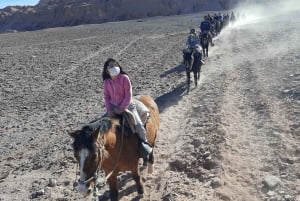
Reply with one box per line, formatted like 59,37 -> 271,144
0,0 -> 239,31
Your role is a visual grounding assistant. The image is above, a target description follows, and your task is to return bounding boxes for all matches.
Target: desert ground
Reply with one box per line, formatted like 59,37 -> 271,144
0,7 -> 299,201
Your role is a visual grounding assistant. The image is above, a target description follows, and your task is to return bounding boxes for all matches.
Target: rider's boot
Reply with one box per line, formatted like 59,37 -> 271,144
136,124 -> 153,160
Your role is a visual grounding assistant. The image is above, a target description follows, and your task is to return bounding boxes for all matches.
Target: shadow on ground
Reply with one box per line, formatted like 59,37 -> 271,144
160,64 -> 185,78
155,82 -> 186,113
98,173 -> 143,201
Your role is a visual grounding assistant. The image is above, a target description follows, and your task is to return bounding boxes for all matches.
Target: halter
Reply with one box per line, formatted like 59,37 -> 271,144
77,146 -> 103,186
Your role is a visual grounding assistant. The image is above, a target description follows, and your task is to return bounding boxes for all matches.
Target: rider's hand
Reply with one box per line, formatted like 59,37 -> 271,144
107,112 -> 114,118
113,107 -> 123,114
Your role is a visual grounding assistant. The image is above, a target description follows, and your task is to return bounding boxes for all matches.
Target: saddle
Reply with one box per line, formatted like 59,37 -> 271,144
86,98 -> 149,136
122,98 -> 150,134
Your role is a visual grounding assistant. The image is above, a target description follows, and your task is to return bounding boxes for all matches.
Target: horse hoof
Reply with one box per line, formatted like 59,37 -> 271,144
138,193 -> 144,198
137,186 -> 144,195
148,164 -> 154,174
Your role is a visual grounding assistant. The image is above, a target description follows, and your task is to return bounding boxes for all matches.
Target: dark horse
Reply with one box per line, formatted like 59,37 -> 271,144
200,33 -> 209,58
69,95 -> 159,201
182,45 -> 203,93
215,20 -> 222,35
191,47 -> 203,87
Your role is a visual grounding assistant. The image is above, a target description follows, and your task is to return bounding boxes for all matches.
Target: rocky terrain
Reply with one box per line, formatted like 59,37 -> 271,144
0,0 -> 238,31
0,2 -> 300,201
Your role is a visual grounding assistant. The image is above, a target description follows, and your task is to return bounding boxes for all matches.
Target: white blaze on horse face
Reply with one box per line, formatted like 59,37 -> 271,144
79,148 -> 89,181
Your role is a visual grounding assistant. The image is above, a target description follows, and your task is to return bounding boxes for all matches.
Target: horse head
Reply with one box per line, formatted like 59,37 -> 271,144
182,48 -> 193,57
194,45 -> 202,55
182,48 -> 193,69
69,117 -> 116,196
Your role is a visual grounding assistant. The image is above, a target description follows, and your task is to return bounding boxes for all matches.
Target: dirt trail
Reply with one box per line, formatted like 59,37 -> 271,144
211,17 -> 300,201
0,11 -> 299,201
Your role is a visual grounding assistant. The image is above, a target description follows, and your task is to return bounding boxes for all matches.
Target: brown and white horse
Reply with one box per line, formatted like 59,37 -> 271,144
69,95 -> 159,201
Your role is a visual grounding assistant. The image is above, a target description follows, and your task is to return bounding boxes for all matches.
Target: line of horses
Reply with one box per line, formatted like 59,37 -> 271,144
182,13 -> 236,94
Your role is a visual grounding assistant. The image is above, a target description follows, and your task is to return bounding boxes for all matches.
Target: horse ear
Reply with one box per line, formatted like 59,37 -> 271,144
68,130 -> 81,139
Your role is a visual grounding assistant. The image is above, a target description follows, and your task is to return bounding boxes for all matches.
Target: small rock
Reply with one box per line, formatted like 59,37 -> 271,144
283,195 -> 293,201
204,180 -> 211,188
48,178 -> 57,187
270,131 -> 281,138
73,181 -> 78,187
263,175 -> 281,190
63,180 -> 71,186
63,189 -> 71,197
0,171 -> 9,180
267,191 -> 276,196
268,197 -> 278,201
210,177 -> 221,188
202,151 -> 211,158
216,191 -> 231,201
31,189 -> 45,199
280,173 -> 287,179
284,157 -> 294,164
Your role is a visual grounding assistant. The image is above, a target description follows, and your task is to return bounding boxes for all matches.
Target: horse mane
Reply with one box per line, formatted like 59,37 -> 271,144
72,117 -> 120,154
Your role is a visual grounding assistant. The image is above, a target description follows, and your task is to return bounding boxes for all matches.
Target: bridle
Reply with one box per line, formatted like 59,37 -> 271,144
77,146 -> 104,186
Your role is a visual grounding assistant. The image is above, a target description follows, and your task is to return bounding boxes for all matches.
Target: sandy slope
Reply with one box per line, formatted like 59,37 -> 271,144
0,10 -> 299,201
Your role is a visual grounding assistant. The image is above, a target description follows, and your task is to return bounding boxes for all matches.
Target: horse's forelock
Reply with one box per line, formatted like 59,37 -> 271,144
72,117 -> 119,155
72,128 -> 96,153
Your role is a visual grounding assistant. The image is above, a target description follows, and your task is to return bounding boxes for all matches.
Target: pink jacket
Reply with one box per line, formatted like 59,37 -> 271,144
103,74 -> 132,113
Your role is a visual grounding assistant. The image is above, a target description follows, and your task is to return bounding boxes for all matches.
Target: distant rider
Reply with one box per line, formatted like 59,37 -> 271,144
186,28 -> 200,50
200,16 -> 214,46
230,12 -> 236,22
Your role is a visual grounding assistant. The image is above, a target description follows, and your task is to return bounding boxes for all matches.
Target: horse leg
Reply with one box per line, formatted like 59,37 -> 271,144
193,70 -> 197,87
187,71 -> 190,93
132,167 -> 144,196
148,151 -> 154,174
198,65 -> 201,80
107,174 -> 119,201
206,47 -> 208,57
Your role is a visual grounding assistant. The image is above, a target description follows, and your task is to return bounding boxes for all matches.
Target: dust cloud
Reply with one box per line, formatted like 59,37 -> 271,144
232,0 -> 300,27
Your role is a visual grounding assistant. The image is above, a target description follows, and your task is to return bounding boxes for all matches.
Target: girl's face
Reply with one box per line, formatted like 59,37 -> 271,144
107,61 -> 120,78
107,61 -> 117,71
